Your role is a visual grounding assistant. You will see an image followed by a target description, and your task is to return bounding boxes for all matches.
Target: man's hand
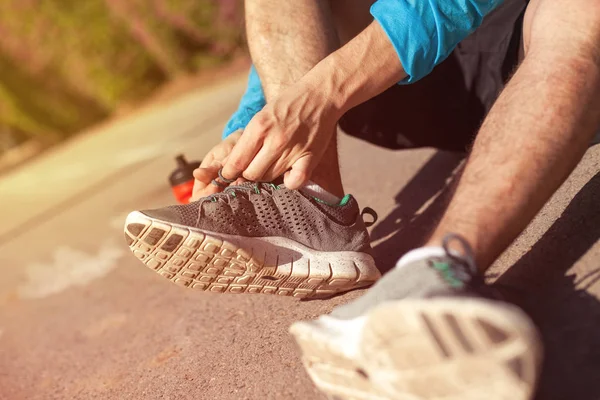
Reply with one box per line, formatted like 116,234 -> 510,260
221,80 -> 342,189
191,130 -> 243,201
221,22 -> 405,188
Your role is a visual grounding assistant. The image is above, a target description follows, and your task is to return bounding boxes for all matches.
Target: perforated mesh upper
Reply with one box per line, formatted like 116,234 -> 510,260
141,185 -> 371,253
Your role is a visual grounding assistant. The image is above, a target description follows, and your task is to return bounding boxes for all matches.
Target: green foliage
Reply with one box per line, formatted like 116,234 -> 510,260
0,0 -> 244,150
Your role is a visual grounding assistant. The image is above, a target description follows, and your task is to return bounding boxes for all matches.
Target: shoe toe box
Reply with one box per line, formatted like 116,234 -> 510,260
138,202 -> 200,226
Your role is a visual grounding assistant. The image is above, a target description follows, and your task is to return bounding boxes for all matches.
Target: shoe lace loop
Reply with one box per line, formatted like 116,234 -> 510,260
441,233 -> 477,275
438,233 -> 504,300
361,207 -> 378,227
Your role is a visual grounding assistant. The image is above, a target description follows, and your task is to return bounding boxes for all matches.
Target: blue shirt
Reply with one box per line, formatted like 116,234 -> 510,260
223,65 -> 266,137
224,0 -> 503,138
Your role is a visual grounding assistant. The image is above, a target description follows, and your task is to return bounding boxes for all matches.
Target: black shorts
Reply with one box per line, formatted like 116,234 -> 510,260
339,0 -> 529,152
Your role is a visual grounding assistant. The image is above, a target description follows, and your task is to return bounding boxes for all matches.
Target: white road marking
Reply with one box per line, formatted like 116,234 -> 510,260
18,240 -> 126,299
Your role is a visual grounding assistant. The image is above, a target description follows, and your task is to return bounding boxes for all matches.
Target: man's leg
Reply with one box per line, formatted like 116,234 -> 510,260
428,0 -> 600,269
291,2 -> 600,399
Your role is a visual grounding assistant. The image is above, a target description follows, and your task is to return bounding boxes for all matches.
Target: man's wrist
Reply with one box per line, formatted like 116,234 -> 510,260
297,55 -> 349,119
323,51 -> 355,115
305,21 -> 407,117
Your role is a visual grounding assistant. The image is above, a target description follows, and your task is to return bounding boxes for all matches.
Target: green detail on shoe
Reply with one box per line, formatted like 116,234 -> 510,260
270,183 -> 278,190
312,194 -> 352,207
431,261 -> 464,288
254,185 -> 260,194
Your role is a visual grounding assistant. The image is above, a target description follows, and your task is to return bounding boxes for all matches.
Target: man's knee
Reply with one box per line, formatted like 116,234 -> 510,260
523,0 -> 600,67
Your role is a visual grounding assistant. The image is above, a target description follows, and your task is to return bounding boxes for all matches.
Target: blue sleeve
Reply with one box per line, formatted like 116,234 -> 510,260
371,0 -> 504,84
222,65 -> 266,139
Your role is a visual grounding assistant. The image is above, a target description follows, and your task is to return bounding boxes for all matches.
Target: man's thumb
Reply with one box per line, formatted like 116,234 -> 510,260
283,155 -> 314,190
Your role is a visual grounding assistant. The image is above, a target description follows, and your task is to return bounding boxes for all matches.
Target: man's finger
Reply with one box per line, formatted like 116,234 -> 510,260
193,163 -> 221,185
191,179 -> 221,201
283,155 -> 314,189
190,163 -> 222,200
242,145 -> 278,182
261,153 -> 292,182
221,119 -> 264,180
200,153 -> 215,169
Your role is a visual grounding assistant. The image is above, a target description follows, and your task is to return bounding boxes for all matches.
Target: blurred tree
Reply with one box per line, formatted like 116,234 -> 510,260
0,0 -> 245,157
104,0 -> 183,78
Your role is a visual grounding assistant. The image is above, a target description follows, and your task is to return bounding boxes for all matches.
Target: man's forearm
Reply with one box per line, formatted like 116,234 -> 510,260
304,21 -> 406,116
245,0 -> 339,101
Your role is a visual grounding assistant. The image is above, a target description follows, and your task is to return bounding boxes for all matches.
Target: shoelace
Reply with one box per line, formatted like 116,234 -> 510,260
211,168 -> 237,188
204,168 -> 379,228
204,167 -> 281,204
195,181 -> 280,226
204,181 -> 280,204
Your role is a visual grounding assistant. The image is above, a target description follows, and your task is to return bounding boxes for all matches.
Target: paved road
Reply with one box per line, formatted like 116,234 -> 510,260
1,74 -> 600,400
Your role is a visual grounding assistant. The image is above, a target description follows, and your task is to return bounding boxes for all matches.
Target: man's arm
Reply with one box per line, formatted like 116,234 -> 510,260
222,0 -> 503,187
314,21 -> 407,116
222,21 -> 405,187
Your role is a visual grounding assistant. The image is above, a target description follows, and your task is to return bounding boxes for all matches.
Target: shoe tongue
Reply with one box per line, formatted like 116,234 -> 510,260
234,181 -> 259,188
227,181 -> 274,192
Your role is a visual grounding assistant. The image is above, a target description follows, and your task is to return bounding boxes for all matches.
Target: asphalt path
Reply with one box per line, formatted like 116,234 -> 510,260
1,74 -> 599,400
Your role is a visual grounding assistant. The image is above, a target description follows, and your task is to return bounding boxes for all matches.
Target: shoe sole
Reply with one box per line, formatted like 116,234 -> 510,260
290,297 -> 542,400
124,211 -> 381,298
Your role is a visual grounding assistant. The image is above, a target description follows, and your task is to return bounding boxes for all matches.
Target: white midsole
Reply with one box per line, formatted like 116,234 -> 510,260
128,211 -> 382,284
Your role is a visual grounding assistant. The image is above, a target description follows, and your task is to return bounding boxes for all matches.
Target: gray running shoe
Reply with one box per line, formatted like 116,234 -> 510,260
124,182 -> 380,298
290,234 -> 542,400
